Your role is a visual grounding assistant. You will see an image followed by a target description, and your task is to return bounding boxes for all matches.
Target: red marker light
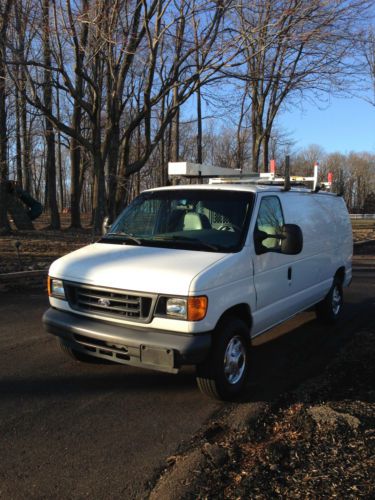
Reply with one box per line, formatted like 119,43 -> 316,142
270,159 -> 276,174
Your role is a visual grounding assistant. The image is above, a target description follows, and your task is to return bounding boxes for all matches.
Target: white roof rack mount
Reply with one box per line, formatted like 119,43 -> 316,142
168,162 -> 244,178
168,161 -> 329,192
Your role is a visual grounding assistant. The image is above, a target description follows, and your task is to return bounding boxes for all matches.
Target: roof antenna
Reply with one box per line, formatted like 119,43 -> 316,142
284,155 -> 291,191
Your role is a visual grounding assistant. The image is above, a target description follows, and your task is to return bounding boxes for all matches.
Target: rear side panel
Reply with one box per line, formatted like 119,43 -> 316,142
281,192 -> 352,291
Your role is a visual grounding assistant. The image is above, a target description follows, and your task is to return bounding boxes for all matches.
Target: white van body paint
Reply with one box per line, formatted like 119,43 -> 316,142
44,183 -> 352,372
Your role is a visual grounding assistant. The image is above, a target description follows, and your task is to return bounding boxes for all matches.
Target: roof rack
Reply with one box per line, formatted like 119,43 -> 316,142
209,172 -> 316,187
168,160 -> 332,193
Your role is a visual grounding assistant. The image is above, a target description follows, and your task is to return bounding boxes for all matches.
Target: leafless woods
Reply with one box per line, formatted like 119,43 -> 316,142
0,0 -> 373,233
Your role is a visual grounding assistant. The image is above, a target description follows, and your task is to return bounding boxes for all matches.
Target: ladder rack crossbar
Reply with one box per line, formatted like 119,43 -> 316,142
168,161 -> 326,192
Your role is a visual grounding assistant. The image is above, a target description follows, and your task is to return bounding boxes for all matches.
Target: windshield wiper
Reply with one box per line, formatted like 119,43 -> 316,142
101,232 -> 142,245
154,235 -> 219,251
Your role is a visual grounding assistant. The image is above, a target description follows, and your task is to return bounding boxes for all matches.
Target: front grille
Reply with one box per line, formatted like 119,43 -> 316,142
65,282 -> 154,322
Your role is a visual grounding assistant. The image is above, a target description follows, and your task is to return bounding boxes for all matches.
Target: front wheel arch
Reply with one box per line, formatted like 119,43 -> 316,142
215,303 -> 253,333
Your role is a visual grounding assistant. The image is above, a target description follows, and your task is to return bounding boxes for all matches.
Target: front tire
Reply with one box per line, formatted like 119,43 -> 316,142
196,317 -> 249,400
316,277 -> 343,324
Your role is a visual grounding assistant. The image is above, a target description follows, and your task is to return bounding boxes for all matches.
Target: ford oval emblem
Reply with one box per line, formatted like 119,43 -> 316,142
98,298 -> 111,307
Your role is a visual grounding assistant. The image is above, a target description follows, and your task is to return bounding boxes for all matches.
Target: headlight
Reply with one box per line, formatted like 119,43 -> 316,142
160,296 -> 208,321
48,277 -> 66,299
166,298 -> 187,319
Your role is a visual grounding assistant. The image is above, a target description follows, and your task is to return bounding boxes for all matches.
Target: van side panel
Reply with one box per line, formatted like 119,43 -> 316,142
281,192 -> 352,301
251,192 -> 352,336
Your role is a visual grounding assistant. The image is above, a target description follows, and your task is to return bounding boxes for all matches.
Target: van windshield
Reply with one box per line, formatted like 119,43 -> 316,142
100,189 -> 254,253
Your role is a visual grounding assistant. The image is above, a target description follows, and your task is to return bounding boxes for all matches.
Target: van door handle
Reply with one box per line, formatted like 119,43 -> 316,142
288,267 -> 292,280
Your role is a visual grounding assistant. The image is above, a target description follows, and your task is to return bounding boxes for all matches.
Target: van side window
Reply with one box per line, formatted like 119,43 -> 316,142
254,196 -> 284,254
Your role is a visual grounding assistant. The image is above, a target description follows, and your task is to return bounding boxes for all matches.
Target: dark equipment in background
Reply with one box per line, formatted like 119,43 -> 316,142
1,181 -> 43,230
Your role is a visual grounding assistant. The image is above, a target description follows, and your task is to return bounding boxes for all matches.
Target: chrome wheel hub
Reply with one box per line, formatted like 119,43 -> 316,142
332,286 -> 342,315
224,336 -> 246,385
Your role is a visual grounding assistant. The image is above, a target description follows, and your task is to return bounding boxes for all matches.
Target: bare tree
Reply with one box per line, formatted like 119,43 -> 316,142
362,27 -> 375,105
114,0 -> 230,213
293,144 -> 326,176
42,0 -> 60,229
14,0 -> 32,193
64,0 -> 89,228
8,0 -> 233,231
230,0 -> 372,172
0,0 -> 13,235
347,152 -> 375,212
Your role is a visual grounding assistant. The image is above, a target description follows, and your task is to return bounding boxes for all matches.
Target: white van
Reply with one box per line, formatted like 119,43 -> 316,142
43,174 -> 352,400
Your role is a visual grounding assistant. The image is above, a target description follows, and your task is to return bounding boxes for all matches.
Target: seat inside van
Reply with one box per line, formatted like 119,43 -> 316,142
182,212 -> 211,230
167,210 -> 211,231
258,224 -> 279,249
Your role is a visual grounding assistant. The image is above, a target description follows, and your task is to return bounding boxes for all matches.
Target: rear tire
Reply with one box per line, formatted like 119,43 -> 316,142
196,317 -> 249,401
316,277 -> 343,324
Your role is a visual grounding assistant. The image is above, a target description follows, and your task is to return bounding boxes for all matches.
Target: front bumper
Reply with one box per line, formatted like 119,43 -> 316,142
43,308 -> 212,374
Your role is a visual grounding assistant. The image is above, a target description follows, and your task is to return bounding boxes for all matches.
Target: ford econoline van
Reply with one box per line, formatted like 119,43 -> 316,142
43,176 -> 352,400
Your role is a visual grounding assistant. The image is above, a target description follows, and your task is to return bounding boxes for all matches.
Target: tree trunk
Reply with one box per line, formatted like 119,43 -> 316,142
92,152 -> 106,233
70,135 -> 82,228
107,123 -> 120,221
171,85 -> 179,162
68,0 -> 89,229
20,79 -> 31,192
56,80 -> 64,211
0,2 -> 11,234
159,95 -> 168,186
14,0 -> 31,192
115,134 -> 131,215
196,86 -> 203,164
262,133 -> 270,173
251,95 -> 262,173
251,123 -> 262,174
15,80 -> 23,186
43,0 -> 60,229
0,185 -> 10,235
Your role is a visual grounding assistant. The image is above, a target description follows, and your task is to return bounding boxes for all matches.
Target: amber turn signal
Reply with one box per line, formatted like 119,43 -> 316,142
187,296 -> 208,321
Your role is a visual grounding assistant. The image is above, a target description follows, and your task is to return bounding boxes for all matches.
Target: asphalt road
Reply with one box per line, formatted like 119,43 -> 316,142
0,258 -> 374,499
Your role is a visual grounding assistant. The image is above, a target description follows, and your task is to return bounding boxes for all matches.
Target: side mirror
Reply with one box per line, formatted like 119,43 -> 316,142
102,216 -> 112,235
281,224 -> 303,255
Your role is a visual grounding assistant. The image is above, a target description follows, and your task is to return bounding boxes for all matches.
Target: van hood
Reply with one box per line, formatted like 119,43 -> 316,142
49,242 -> 226,295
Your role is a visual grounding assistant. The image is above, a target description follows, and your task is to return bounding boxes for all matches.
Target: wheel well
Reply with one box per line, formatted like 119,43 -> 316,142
335,266 -> 345,284
217,304 -> 252,331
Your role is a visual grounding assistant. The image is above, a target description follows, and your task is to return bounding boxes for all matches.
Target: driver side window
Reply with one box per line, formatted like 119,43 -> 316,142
254,196 -> 284,254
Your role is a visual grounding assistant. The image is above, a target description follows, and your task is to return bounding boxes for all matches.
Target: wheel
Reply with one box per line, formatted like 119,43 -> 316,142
57,338 -> 97,363
315,277 -> 343,324
196,317 -> 249,400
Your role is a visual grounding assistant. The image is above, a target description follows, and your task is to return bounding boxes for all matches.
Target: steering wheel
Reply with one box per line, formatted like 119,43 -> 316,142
218,224 -> 240,232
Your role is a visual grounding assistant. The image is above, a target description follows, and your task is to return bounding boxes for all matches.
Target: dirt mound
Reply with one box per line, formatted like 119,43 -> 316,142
150,330 -> 375,498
